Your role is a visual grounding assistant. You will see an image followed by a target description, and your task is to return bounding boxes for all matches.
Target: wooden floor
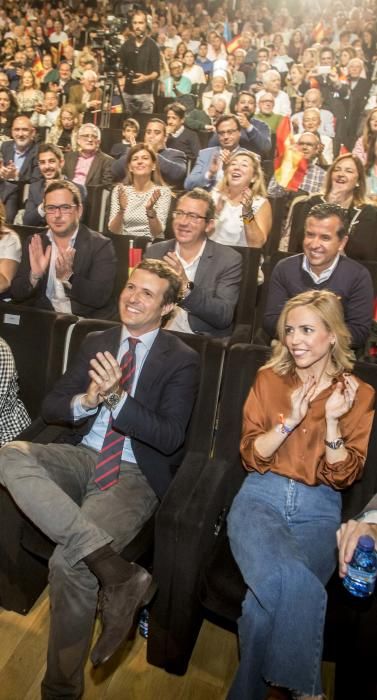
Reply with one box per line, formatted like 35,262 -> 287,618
0,588 -> 240,700
0,588 -> 336,699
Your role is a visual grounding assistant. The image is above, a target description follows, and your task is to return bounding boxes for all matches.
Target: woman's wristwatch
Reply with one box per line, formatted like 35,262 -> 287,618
324,438 -> 345,449
146,210 -> 157,219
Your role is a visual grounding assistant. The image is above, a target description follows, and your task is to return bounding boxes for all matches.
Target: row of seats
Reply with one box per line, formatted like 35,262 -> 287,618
1,305 -> 377,700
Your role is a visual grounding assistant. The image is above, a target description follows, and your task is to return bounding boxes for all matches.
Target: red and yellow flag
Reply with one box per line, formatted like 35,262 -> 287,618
274,117 -> 308,190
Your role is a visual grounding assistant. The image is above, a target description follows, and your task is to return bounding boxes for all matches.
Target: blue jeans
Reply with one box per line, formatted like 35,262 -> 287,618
227,471 -> 342,700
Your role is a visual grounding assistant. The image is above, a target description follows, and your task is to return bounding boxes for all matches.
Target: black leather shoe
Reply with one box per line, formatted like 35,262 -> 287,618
91,566 -> 157,667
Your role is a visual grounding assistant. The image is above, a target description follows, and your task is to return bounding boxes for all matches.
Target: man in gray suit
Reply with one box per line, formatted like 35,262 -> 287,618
145,187 -> 242,337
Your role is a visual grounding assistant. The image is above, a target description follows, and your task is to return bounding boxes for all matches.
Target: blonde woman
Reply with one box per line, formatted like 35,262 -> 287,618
211,150 -> 272,248
48,104 -> 81,152
228,289 -> 375,700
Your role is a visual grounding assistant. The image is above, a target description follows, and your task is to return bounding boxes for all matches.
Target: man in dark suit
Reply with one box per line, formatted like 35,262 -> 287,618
145,187 -> 242,337
0,115 -> 39,222
11,179 -> 117,319
63,123 -> 114,189
112,118 -> 187,188
208,92 -> 271,157
0,256 -> 199,698
344,58 -> 371,150
23,143 -> 86,227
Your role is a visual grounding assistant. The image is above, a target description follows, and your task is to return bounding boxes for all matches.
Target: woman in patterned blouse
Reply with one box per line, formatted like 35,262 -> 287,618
0,337 -> 30,446
108,143 -> 172,240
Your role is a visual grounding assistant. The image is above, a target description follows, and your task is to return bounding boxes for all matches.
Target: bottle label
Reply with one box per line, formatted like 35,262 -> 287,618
346,564 -> 377,585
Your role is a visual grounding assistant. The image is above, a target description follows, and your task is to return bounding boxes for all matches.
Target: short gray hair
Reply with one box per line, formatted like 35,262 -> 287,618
78,123 -> 101,141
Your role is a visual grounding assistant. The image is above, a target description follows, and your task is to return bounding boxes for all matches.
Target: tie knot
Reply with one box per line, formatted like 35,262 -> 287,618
128,337 -> 140,351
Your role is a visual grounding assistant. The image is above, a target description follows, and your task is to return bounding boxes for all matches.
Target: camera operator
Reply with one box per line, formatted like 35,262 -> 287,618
119,9 -> 160,115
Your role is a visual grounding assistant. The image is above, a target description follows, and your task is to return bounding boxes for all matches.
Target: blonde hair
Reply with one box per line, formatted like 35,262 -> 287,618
265,290 -> 355,377
218,150 -> 267,197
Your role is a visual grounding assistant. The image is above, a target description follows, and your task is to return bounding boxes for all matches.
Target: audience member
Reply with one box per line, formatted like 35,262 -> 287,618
48,103 -> 80,153
110,118 -> 140,159
0,336 -> 30,445
259,69 -> 291,116
63,123 -> 113,189
23,143 -> 86,227
209,91 -> 271,156
16,69 -> 44,115
145,187 -> 242,337
268,131 -> 326,198
30,91 -> 60,129
0,116 -> 39,223
0,199 -> 21,293
11,179 -> 117,319
255,91 -> 284,133
68,69 -> 102,114
0,87 -> 18,138
162,59 -> 192,99
1,257 -> 199,698
108,143 -> 171,239
292,88 -> 335,139
165,102 -> 201,161
185,115 -> 247,191
352,106 -> 377,164
264,203 -> 373,349
112,118 -> 187,189
287,153 -> 377,260
211,150 -> 272,249
201,75 -> 233,113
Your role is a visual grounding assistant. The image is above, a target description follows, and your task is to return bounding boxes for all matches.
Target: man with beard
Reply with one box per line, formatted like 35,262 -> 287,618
208,91 -> 271,156
119,9 -> 160,115
23,143 -> 86,227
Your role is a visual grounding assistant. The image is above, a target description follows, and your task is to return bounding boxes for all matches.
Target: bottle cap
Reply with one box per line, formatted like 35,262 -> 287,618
358,535 -> 375,551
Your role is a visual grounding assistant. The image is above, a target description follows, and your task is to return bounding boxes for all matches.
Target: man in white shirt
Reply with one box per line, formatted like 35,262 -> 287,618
145,187 -> 242,337
10,179 -> 116,318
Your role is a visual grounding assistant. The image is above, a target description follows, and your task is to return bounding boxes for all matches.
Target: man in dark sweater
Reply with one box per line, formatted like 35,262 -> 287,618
263,203 -> 373,350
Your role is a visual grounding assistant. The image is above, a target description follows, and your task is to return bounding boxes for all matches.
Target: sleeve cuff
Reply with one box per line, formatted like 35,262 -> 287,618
359,510 -> 377,524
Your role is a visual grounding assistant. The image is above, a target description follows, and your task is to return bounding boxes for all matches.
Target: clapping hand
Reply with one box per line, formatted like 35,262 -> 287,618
146,188 -> 161,213
29,234 -> 52,278
84,351 -> 122,409
325,374 -> 359,421
289,375 -> 317,427
55,246 -> 76,282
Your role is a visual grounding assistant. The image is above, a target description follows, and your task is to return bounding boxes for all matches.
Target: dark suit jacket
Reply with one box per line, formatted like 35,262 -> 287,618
63,150 -> 114,188
344,77 -> 371,150
0,140 -> 40,222
41,326 -> 200,498
208,118 -> 272,157
145,238 -> 242,336
10,223 -> 117,318
23,178 -> 87,227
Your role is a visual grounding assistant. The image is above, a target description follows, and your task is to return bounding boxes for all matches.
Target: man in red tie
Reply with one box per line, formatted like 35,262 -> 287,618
0,259 -> 199,699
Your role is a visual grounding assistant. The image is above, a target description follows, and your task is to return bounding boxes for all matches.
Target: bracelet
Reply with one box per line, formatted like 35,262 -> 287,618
146,210 -> 157,219
242,210 -> 255,224
275,423 -> 294,435
30,272 -> 42,281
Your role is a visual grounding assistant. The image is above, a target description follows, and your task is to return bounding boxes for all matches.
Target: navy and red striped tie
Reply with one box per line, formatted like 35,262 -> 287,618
95,338 -> 139,491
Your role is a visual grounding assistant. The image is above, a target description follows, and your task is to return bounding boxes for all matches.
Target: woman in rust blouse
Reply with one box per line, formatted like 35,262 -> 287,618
227,289 -> 375,700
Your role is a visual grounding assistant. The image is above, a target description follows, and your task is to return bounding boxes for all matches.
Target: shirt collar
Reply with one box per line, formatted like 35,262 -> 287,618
120,325 -> 159,351
302,253 -> 340,283
175,239 -> 206,267
47,228 -> 79,246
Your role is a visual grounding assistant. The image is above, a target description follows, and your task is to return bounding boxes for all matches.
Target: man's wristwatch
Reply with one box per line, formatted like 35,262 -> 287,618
182,280 -> 194,299
103,391 -> 123,410
324,438 -> 345,449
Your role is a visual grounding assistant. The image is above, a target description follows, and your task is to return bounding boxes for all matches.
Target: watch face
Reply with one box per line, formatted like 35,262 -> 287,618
104,392 -> 121,409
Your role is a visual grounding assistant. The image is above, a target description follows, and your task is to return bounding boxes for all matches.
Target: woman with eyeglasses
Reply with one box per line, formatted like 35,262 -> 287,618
227,289 -> 374,700
211,151 -> 272,249
108,144 -> 172,239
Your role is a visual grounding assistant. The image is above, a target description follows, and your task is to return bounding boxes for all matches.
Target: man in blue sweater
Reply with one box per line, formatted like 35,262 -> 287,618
263,202 -> 373,350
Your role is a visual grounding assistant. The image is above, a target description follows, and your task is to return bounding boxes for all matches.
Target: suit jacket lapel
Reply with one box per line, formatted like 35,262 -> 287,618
134,330 -> 169,401
191,239 -> 213,287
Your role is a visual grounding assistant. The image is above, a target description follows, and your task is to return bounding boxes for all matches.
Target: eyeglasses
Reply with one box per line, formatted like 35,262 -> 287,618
217,128 -> 239,136
172,210 -> 207,222
79,133 -> 98,140
45,204 -> 78,214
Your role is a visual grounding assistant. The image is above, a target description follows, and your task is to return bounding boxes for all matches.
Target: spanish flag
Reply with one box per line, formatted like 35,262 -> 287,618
33,56 -> 44,80
311,21 -> 325,43
227,35 -> 242,53
274,117 -> 308,190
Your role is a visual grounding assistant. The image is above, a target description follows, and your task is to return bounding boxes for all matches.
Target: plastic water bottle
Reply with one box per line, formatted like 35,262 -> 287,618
138,607 -> 149,638
343,535 -> 377,598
